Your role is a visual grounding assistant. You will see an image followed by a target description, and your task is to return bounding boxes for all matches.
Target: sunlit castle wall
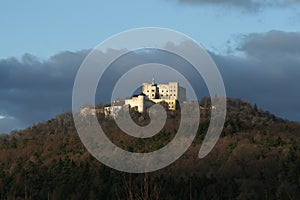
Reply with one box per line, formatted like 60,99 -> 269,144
141,81 -> 186,110
142,81 -> 186,102
125,94 -> 145,112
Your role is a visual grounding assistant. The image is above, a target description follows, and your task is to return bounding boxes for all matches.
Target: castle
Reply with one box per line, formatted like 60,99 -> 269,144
80,80 -> 186,118
103,79 -> 186,118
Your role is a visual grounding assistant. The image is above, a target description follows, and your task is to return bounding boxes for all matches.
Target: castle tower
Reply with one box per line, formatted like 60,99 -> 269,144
151,77 -> 155,86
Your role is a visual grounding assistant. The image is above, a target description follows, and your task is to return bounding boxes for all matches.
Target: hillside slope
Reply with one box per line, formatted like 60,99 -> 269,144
0,98 -> 299,199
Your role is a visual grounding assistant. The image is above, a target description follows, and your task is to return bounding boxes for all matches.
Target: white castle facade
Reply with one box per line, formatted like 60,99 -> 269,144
123,79 -> 186,113
81,80 -> 187,118
142,79 -> 186,108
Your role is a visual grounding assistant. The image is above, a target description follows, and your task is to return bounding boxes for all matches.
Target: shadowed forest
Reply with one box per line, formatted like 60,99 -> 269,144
0,98 -> 299,199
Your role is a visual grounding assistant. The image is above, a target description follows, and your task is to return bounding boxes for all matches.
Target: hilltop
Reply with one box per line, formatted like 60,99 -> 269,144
0,98 -> 299,199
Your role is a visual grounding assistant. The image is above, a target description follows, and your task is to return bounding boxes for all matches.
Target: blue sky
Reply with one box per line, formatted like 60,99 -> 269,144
1,0 -> 300,133
1,0 -> 299,59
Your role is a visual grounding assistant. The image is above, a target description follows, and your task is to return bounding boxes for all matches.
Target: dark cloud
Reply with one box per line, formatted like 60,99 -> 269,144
238,30 -> 300,57
0,50 -> 89,133
1,30 -> 300,133
211,53 -> 300,121
213,30 -> 300,121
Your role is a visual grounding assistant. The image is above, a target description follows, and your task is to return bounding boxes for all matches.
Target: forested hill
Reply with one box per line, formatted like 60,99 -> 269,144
0,98 -> 299,199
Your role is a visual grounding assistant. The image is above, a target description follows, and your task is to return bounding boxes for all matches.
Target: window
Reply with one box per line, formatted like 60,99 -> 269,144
161,94 -> 163,96
162,90 -> 164,92
152,94 -> 154,96
147,90 -> 149,92
152,90 -> 154,92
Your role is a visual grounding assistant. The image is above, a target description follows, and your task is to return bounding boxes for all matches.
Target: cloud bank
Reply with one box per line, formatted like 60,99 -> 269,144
0,50 -> 89,133
214,30 -> 300,120
0,30 -> 300,133
238,30 -> 300,57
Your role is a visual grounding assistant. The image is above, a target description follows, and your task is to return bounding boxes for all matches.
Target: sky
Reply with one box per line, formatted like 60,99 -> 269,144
1,0 -> 300,133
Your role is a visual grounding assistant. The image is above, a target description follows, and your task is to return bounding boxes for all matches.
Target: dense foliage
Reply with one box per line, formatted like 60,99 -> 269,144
0,98 -> 299,199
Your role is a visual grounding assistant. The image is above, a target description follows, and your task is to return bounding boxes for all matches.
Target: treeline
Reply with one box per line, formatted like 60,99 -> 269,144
0,98 -> 299,199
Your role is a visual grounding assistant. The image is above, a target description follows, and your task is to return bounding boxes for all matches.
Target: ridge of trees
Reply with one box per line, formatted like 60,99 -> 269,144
0,97 -> 299,199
